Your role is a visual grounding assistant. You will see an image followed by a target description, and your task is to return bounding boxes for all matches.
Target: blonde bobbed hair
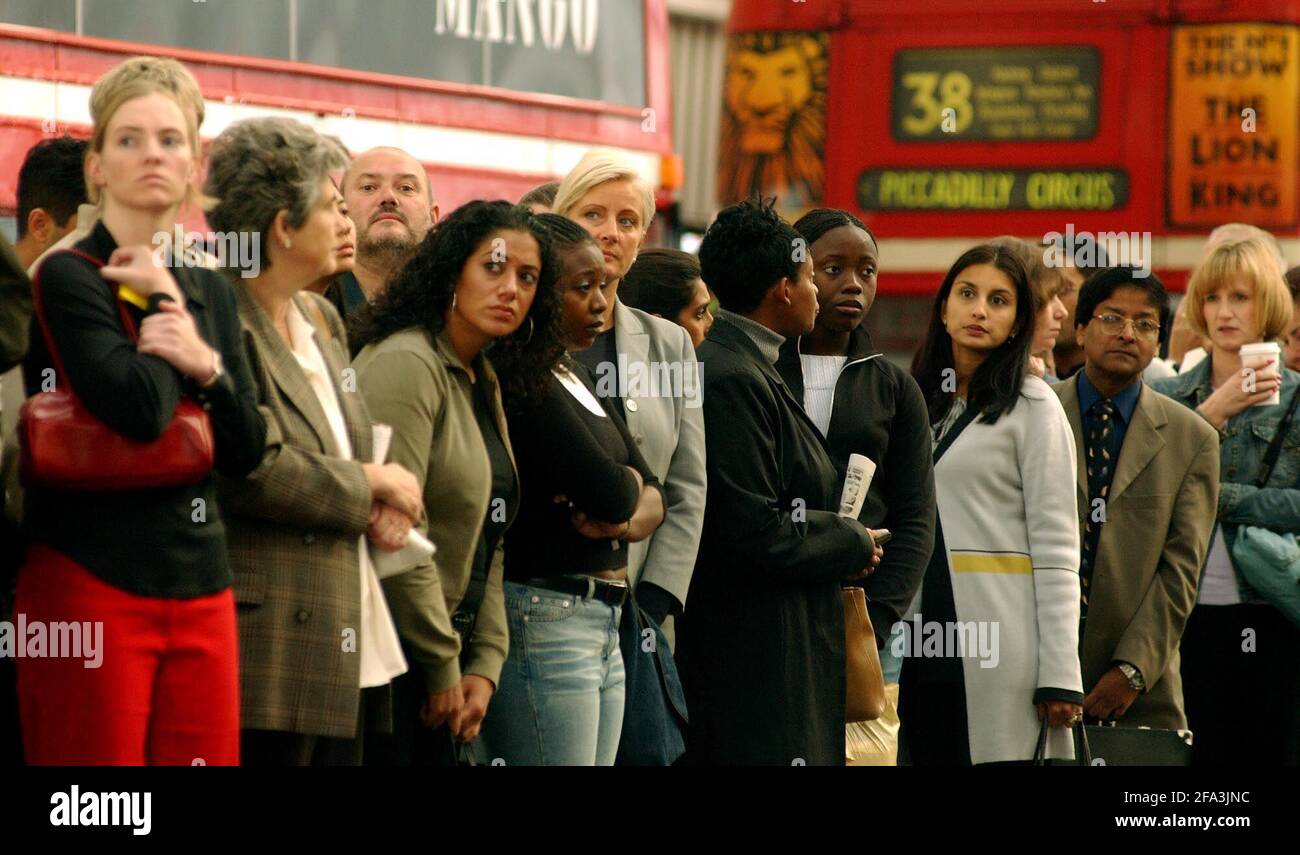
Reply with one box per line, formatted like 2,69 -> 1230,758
1185,234 -> 1293,341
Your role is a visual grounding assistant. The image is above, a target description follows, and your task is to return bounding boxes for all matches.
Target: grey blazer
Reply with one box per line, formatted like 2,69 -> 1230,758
613,300 -> 707,608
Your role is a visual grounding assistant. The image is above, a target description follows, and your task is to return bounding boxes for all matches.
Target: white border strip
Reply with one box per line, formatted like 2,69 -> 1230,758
0,74 -> 661,184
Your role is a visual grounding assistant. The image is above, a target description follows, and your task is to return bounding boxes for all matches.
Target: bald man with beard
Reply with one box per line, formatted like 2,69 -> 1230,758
327,147 -> 439,325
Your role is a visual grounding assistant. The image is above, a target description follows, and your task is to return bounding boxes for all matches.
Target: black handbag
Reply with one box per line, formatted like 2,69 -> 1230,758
614,591 -> 688,766
1083,721 -> 1192,766
1032,716 -> 1092,766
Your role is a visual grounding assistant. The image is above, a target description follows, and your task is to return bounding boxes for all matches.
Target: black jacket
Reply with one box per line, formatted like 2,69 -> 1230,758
22,221 -> 265,598
0,237 -> 31,617
503,360 -> 663,579
776,326 -> 936,638
0,237 -> 30,374
675,315 -> 873,765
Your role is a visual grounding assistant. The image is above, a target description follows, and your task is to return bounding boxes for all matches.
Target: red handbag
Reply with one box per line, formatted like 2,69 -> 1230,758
19,249 -> 216,491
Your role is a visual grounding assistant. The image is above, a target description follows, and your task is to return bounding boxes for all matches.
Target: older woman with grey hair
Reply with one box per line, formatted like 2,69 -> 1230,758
204,117 -> 423,765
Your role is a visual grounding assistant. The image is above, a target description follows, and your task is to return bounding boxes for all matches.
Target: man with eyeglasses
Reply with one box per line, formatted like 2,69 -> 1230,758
1051,267 -> 1220,733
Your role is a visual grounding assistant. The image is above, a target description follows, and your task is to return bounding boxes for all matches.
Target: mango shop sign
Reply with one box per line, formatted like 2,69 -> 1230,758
857,168 -> 1129,211
435,0 -> 600,54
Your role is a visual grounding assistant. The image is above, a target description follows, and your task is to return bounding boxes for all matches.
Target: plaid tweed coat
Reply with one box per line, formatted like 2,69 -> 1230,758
217,284 -> 381,740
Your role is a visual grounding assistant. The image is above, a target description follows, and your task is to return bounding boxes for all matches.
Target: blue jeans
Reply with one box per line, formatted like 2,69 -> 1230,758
479,580 -> 625,766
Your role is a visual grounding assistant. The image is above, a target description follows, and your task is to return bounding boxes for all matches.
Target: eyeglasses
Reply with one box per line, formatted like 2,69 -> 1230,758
1091,313 -> 1161,339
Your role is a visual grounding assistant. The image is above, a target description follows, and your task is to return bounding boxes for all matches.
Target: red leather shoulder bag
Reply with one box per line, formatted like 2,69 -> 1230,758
19,249 -> 215,491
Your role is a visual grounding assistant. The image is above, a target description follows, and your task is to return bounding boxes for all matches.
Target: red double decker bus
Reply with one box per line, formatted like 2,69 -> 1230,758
0,0 -> 677,237
719,0 -> 1300,355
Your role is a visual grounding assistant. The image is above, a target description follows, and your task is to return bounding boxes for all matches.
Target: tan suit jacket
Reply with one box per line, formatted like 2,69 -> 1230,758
1053,375 -> 1220,729
217,285 -> 379,739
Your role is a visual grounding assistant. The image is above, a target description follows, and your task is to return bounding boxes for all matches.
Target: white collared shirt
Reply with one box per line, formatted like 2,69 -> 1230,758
286,302 -> 407,687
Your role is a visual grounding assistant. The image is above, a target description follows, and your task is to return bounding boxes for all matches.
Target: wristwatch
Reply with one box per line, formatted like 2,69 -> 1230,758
1117,661 -> 1146,691
199,350 -> 224,389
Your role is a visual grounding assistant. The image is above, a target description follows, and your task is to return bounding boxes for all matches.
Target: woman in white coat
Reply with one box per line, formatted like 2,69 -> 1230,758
902,243 -> 1084,765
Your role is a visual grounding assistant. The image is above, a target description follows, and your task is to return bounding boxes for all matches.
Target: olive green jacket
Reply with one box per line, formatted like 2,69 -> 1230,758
353,327 -> 519,693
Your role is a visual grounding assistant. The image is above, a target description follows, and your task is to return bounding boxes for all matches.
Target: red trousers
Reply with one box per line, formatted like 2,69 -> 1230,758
15,544 -> 240,765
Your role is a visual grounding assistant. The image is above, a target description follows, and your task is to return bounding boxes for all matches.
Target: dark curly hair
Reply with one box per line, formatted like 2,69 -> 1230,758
911,243 -> 1036,426
353,200 -> 565,408
699,197 -> 801,314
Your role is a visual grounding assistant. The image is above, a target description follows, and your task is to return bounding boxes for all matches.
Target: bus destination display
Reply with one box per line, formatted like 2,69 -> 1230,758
892,46 -> 1100,141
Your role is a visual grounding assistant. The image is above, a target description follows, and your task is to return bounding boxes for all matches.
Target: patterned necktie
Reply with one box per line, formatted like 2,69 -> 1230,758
1080,398 -> 1117,617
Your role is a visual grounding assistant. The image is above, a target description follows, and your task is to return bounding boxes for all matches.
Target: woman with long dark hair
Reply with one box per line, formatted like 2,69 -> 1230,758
352,200 -> 564,765
479,213 -> 666,765
902,243 -> 1083,765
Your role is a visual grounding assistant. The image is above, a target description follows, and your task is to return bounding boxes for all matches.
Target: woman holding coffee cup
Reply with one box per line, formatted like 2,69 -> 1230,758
1151,234 -> 1300,766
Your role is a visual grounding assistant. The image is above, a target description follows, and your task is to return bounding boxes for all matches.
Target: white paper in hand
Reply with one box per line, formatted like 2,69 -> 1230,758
838,453 -> 877,519
372,529 -> 436,580
367,423 -> 436,579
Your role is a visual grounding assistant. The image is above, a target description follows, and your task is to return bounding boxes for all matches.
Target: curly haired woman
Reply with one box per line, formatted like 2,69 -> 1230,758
352,200 -> 565,765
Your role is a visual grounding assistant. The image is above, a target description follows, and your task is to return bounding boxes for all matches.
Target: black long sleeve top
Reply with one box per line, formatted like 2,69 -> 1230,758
0,236 -> 31,374
776,326 -> 937,637
503,359 -> 662,580
21,221 -> 265,598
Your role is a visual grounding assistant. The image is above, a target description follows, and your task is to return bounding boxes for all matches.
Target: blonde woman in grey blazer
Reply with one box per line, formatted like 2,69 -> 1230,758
554,150 -> 705,764
554,150 -> 706,626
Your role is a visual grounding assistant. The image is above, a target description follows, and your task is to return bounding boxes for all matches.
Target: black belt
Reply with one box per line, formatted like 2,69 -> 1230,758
526,575 -> 629,608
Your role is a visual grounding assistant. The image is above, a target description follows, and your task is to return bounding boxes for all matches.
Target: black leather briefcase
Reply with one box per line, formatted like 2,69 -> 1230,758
1085,723 -> 1193,766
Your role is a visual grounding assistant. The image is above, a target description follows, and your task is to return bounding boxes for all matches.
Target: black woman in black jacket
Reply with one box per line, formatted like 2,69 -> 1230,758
777,209 -> 936,640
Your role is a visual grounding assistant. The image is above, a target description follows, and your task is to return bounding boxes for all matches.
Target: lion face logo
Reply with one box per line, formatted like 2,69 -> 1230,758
726,45 -> 815,153
718,31 -> 828,211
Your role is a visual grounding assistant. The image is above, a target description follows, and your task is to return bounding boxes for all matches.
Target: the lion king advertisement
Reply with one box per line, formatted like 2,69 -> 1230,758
717,30 -> 829,212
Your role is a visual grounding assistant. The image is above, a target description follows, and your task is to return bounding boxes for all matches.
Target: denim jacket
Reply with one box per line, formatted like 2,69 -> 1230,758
1149,359 -> 1300,600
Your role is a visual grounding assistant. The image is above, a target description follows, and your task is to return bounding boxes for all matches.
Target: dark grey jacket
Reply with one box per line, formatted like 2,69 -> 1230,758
677,315 -> 874,765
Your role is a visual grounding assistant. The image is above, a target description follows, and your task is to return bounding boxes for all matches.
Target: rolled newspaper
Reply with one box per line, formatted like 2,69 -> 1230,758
838,453 -> 877,519
369,423 -> 436,579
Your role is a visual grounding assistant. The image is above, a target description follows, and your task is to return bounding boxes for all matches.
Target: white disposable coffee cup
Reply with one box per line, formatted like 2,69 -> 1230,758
1239,341 -> 1282,406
